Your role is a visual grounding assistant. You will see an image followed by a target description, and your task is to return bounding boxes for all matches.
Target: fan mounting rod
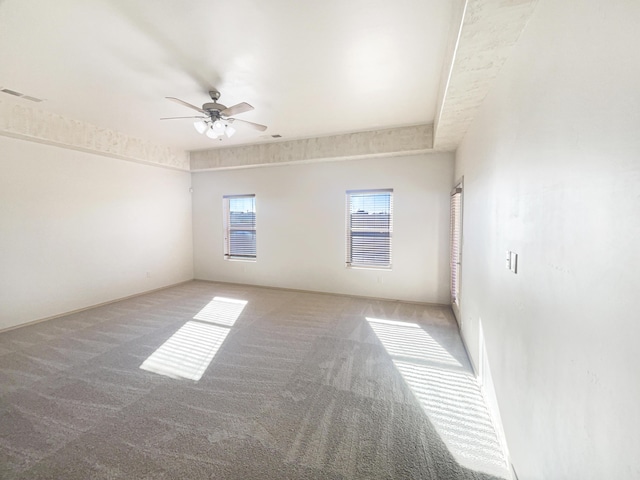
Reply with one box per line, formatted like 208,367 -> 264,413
203,89 -> 226,116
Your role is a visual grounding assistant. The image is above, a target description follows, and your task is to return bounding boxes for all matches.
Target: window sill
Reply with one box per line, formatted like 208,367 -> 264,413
346,265 -> 392,271
225,257 -> 256,263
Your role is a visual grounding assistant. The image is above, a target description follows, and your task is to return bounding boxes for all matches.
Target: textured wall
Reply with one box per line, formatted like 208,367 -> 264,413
0,135 -> 194,330
455,0 -> 640,477
192,153 -> 454,304
190,124 -> 434,170
0,98 -> 189,171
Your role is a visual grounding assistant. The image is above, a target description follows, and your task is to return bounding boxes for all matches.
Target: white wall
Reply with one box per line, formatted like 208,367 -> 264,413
0,136 -> 194,330
192,153 -> 453,304
455,0 -> 640,478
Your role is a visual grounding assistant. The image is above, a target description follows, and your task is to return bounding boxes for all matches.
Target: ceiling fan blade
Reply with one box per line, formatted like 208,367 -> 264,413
221,102 -> 254,117
160,116 -> 205,120
230,118 -> 267,132
166,97 -> 206,114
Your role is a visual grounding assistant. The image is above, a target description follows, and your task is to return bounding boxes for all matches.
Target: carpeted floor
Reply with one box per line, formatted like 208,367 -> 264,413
0,281 -> 509,479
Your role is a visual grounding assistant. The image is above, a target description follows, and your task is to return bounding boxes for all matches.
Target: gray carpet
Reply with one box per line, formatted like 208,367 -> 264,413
0,281 -> 509,479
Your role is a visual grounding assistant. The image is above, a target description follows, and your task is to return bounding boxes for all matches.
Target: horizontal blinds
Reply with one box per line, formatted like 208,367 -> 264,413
225,195 -> 256,258
450,188 -> 461,304
346,189 -> 393,268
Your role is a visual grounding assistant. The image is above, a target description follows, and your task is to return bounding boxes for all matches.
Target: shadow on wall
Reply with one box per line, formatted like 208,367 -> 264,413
366,316 -> 510,479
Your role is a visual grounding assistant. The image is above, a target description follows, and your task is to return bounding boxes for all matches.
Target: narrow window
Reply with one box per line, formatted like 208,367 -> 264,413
346,189 -> 393,268
450,184 -> 462,306
223,194 -> 256,260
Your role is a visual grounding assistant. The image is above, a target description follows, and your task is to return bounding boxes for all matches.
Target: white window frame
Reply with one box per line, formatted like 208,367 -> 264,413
345,189 -> 393,269
450,181 -> 463,314
223,194 -> 256,261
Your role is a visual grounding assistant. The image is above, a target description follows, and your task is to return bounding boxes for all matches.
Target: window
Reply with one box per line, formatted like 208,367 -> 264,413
346,189 -> 393,268
450,184 -> 462,306
223,194 -> 256,260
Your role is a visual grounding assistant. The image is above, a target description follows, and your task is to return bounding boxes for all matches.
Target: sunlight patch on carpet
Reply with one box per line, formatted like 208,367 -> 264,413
366,317 -> 509,478
366,317 -> 462,367
193,297 -> 248,326
140,297 -> 247,381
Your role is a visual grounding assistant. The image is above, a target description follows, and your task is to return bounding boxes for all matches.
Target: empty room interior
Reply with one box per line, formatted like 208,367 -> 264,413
1,0 -> 638,479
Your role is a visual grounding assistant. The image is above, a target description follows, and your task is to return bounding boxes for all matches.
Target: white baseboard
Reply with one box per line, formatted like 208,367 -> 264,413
458,317 -> 515,480
0,280 -> 193,334
194,278 -> 451,308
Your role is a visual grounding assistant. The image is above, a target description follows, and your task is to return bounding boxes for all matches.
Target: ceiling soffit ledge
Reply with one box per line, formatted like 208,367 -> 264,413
190,124 -> 434,171
433,0 -> 539,151
0,98 -> 189,171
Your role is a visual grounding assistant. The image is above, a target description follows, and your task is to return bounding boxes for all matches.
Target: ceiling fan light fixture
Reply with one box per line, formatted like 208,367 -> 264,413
193,120 -> 208,134
212,120 -> 226,134
225,125 -> 236,138
164,91 -> 267,140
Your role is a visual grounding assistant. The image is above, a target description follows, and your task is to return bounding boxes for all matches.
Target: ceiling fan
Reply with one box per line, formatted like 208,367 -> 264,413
162,89 -> 267,139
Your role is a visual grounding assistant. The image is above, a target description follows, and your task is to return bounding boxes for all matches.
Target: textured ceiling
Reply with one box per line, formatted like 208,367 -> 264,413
433,0 -> 539,150
0,0 -> 458,151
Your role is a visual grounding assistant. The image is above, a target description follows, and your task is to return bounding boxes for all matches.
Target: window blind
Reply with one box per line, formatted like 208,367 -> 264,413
224,194 -> 256,259
346,189 -> 393,268
450,187 -> 462,305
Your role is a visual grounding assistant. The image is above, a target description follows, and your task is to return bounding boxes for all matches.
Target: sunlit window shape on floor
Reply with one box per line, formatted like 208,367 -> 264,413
366,317 -> 510,479
140,297 -> 247,381
365,317 -> 462,367
193,297 -> 248,326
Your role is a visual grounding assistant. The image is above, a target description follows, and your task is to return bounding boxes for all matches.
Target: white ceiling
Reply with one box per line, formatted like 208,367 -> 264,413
0,0 -> 458,151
